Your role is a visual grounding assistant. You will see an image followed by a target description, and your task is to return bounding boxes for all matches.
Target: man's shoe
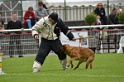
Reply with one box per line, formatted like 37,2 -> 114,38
19,55 -> 23,58
63,67 -> 68,70
32,61 -> 41,73
33,67 -> 40,73
10,55 -> 14,58
60,58 -> 67,70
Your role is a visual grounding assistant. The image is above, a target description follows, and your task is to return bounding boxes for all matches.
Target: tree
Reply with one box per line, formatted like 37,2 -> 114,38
118,11 -> 124,24
85,13 -> 97,51
85,13 -> 97,25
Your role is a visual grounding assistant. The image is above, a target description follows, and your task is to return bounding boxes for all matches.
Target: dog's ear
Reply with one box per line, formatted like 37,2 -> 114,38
60,45 -> 65,52
60,45 -> 66,52
63,45 -> 66,51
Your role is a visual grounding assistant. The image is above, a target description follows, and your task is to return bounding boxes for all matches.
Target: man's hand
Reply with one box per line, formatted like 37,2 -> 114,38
21,28 -> 24,31
72,38 -> 76,41
34,35 -> 39,40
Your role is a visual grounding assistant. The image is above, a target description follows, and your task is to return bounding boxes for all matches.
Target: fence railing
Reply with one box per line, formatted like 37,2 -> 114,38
0,31 -> 39,57
0,24 -> 124,57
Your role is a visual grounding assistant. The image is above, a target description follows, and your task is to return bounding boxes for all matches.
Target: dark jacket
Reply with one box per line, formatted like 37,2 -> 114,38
94,8 -> 106,19
7,20 -> 22,34
108,14 -> 119,24
32,16 -> 74,40
54,18 -> 74,40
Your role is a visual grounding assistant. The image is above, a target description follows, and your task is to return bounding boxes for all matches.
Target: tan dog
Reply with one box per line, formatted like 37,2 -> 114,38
61,44 -> 95,70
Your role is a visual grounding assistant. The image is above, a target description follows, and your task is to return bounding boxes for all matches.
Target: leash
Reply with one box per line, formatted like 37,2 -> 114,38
76,36 -> 93,58
76,36 -> 93,46
76,35 -> 84,58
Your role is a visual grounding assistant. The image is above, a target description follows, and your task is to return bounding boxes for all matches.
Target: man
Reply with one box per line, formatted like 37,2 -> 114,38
7,13 -> 24,58
35,2 -> 48,21
108,8 -> 119,25
32,12 -> 76,72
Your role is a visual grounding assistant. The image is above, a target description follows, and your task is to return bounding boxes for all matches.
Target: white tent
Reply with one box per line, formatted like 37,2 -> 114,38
44,0 -> 124,7
20,0 -> 124,10
21,1 -> 37,10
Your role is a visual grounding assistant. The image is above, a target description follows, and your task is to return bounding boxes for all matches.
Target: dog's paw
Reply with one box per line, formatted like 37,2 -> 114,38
73,67 -> 77,70
67,64 -> 70,67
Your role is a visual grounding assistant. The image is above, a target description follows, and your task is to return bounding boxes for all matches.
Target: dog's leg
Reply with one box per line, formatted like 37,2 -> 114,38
90,63 -> 92,69
86,63 -> 89,69
86,56 -> 94,69
73,60 -> 83,70
67,60 -> 73,68
70,61 -> 73,68
67,57 -> 79,68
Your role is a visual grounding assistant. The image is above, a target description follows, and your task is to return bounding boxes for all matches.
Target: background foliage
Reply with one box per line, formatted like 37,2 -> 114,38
85,13 -> 97,25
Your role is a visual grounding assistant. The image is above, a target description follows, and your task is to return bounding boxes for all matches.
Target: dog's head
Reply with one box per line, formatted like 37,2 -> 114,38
60,44 -> 70,53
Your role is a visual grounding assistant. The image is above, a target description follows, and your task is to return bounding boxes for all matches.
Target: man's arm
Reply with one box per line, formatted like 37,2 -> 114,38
32,18 -> 44,38
56,18 -> 74,40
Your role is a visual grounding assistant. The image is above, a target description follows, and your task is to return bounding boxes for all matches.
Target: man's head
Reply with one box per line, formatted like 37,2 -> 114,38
12,13 -> 17,20
48,12 -> 59,24
111,8 -> 117,14
38,2 -> 43,10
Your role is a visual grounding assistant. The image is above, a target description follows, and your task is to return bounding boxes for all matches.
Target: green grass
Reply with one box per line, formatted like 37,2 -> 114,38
0,53 -> 124,82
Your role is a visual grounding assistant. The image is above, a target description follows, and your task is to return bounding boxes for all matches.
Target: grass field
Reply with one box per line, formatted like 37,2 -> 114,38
0,53 -> 124,82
